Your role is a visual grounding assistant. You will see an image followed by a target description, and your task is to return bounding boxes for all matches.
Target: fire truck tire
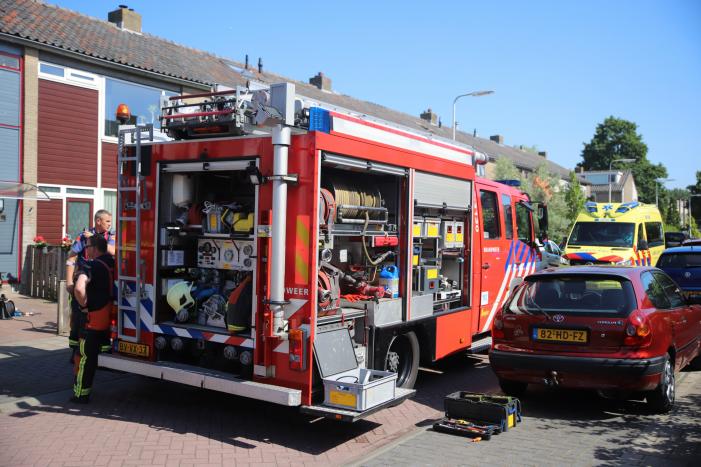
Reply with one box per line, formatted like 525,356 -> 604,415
385,331 -> 419,389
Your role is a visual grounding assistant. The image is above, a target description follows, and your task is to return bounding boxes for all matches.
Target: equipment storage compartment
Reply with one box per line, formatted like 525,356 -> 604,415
152,160 -> 258,376
315,327 -> 397,412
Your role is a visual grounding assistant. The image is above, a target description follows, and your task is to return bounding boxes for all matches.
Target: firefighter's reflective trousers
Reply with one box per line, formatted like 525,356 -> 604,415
73,330 -> 110,398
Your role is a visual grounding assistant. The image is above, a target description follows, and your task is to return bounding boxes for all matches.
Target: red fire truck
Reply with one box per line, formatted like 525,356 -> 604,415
99,82 -> 546,421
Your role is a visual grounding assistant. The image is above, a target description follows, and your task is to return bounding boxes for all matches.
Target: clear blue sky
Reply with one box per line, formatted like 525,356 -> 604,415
56,0 -> 700,189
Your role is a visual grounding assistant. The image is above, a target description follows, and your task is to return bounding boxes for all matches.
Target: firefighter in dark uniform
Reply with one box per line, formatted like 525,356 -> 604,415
71,234 -> 114,404
66,210 -> 115,360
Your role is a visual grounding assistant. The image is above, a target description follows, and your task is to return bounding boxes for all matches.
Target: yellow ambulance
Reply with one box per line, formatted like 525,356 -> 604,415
563,201 -> 665,266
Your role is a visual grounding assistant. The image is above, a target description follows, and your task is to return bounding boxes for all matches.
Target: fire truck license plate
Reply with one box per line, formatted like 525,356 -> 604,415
533,328 -> 587,344
329,390 -> 357,408
118,341 -> 150,357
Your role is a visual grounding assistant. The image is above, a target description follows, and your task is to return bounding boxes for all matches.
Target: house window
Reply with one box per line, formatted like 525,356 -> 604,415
39,63 -> 65,77
103,190 -> 117,217
104,78 -> 175,137
66,188 -> 95,195
0,54 -> 19,70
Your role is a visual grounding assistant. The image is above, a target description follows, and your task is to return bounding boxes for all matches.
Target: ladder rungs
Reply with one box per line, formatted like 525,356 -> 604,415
120,217 -> 137,221
119,276 -> 138,281
119,305 -> 140,311
119,157 -> 138,162
119,187 -> 138,192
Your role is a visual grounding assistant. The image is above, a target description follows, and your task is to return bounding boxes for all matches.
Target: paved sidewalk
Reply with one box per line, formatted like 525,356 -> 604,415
353,371 -> 701,467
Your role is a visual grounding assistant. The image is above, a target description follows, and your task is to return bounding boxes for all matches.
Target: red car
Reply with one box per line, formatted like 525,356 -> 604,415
489,266 -> 701,413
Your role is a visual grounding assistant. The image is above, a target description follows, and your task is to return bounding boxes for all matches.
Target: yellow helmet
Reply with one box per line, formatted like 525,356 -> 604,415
166,281 -> 194,317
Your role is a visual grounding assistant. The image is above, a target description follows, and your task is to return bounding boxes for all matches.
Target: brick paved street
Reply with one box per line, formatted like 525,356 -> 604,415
1,291 -> 700,466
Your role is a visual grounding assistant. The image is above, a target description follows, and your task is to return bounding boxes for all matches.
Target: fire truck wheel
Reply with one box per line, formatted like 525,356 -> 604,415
385,331 -> 419,389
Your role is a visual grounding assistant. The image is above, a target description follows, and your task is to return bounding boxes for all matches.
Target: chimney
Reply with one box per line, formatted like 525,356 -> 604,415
108,5 -> 142,33
538,151 -> 548,158
419,108 -> 439,126
245,54 -> 249,70
309,72 -> 332,91
490,135 -> 504,144
258,57 -> 263,73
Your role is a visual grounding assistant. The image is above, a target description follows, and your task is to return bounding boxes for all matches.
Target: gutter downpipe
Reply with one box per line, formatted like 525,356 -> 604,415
271,123 -> 291,337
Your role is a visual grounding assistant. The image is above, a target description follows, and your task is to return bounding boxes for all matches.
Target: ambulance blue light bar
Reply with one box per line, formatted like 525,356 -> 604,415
585,201 -> 598,213
616,201 -> 639,213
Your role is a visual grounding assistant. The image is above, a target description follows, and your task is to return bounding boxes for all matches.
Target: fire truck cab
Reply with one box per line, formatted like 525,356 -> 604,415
99,83 -> 544,421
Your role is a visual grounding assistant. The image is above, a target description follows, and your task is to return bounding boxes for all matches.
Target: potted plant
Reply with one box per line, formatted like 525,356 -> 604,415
61,235 -> 74,252
33,235 -> 48,253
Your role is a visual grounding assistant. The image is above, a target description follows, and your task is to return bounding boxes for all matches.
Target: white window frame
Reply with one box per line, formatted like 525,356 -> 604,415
38,61 -> 99,90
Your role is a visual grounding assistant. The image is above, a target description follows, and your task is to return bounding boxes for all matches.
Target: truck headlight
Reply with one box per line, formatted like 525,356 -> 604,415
614,259 -> 633,266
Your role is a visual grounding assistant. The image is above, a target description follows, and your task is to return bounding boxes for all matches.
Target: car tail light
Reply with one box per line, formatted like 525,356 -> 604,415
492,310 -> 505,339
289,327 -> 308,371
623,311 -> 652,347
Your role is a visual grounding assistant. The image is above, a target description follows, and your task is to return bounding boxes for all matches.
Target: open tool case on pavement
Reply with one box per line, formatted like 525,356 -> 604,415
433,392 -> 522,439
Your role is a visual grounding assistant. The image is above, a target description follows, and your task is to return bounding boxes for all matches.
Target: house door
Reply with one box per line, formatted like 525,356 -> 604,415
66,198 -> 93,239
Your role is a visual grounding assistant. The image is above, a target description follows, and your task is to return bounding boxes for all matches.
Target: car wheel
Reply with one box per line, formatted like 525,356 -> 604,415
646,354 -> 675,413
385,331 -> 420,389
498,378 -> 528,397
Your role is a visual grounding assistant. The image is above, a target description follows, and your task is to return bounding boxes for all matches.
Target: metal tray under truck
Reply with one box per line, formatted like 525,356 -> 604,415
300,327 -> 415,422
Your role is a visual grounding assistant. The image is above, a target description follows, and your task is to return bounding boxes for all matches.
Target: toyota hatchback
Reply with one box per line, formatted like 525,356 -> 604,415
489,266 -> 701,413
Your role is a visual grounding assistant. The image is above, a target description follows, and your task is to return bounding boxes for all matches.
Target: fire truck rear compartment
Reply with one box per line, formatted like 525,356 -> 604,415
152,161 -> 258,377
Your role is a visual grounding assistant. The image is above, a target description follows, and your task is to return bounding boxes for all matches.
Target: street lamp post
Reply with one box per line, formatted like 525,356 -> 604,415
608,158 -> 635,203
655,177 -> 675,207
452,90 -> 494,140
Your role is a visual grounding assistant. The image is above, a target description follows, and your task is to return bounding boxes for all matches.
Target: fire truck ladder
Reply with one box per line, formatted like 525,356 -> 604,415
116,124 -> 153,343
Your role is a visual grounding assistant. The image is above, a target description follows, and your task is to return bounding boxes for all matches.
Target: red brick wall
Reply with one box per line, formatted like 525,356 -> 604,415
38,79 -> 98,187
101,141 -> 118,188
36,199 -> 63,244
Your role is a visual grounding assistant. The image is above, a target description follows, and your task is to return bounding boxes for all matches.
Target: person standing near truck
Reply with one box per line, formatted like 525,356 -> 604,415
65,210 -> 115,359
71,234 -> 114,403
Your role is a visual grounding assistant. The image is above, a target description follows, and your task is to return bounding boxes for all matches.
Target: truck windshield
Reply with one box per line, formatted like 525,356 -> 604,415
568,222 -> 635,247
507,275 -> 635,317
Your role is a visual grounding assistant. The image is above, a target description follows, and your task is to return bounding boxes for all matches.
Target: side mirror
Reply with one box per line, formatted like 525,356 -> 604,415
638,239 -> 649,250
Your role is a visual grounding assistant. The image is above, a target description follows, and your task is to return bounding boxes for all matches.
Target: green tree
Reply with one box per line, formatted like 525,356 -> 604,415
564,171 -> 586,223
493,156 -> 521,180
579,116 -> 667,203
492,158 -> 570,242
688,171 -> 701,195
665,203 -> 681,229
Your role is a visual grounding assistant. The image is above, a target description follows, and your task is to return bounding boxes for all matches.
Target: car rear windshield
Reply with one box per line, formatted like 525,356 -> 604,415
658,252 -> 701,268
507,275 -> 636,317
568,222 -> 635,247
